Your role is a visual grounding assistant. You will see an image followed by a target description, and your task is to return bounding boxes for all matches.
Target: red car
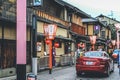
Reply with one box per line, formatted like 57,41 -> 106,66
76,51 -> 114,77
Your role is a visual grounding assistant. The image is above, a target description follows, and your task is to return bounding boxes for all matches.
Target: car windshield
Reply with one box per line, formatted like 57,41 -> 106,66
83,51 -> 102,57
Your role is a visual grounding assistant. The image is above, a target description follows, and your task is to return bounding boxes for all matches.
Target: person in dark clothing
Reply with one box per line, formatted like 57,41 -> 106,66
52,47 -> 56,66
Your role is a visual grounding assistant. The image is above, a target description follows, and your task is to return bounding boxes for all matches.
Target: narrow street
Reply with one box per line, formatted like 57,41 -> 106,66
37,63 -> 120,80
1,0 -> 120,79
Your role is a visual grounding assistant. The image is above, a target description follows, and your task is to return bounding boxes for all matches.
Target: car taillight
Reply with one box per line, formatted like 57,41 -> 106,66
100,61 -> 106,65
76,58 -> 83,64
99,59 -> 106,65
94,60 -> 100,65
100,61 -> 105,65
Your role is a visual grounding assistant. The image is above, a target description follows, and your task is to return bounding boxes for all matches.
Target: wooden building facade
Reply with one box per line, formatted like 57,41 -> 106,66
0,0 -> 92,77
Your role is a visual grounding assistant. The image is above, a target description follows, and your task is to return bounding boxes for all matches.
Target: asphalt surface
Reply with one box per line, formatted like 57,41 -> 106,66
0,64 -> 120,80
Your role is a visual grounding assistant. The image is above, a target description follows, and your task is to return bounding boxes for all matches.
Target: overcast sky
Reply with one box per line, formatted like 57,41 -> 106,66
63,0 -> 120,21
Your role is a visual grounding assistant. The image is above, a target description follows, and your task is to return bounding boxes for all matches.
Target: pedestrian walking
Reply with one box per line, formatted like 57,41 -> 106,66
76,48 -> 81,58
70,50 -> 75,64
52,47 -> 56,67
97,46 -> 103,51
89,47 -> 93,51
112,49 -> 120,74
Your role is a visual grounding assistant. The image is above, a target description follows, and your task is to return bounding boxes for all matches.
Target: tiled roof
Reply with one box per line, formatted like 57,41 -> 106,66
54,0 -> 91,18
96,14 -> 120,23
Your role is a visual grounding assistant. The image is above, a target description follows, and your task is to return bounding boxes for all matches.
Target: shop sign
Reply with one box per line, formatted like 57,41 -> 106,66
33,0 -> 43,6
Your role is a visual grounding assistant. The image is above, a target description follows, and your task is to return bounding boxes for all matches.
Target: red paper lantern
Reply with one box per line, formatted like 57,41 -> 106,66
43,24 -> 57,40
109,45 -> 112,48
111,40 -> 116,46
89,36 -> 96,45
45,39 -> 50,45
54,42 -> 59,48
112,54 -> 118,58
82,44 -> 85,48
77,43 -> 81,47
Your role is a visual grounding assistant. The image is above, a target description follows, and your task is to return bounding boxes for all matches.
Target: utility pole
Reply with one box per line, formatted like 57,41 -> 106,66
16,0 -> 26,80
108,10 -> 114,18
32,15 -> 37,76
31,0 -> 43,76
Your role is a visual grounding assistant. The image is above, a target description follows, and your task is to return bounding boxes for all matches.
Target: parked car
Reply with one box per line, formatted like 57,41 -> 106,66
76,51 -> 114,77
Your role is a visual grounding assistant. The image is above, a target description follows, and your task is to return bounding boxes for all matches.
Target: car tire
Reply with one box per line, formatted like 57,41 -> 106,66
105,67 -> 110,77
76,72 -> 82,76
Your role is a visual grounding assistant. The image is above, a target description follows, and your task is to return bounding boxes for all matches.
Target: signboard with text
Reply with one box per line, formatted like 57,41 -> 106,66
33,0 -> 43,6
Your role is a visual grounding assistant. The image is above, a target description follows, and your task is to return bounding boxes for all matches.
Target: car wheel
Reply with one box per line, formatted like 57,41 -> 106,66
105,67 -> 110,77
76,72 -> 82,76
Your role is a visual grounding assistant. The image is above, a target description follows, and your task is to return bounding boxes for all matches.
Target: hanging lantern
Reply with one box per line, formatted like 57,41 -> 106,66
111,40 -> 116,46
82,43 -> 85,48
109,45 -> 112,48
89,36 -> 96,45
45,39 -> 50,45
54,42 -> 59,48
89,35 -> 96,51
43,24 -> 57,40
77,43 -> 81,47
111,40 -> 116,49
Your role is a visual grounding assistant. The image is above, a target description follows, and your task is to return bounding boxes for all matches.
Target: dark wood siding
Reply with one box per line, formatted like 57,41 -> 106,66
71,23 -> 85,35
0,40 -> 31,69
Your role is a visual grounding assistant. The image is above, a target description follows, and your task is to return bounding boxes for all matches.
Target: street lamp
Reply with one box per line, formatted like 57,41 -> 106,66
43,24 -> 57,74
89,35 -> 96,51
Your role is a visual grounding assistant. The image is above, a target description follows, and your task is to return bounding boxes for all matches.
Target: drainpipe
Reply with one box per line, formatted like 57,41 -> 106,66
1,21 -> 4,69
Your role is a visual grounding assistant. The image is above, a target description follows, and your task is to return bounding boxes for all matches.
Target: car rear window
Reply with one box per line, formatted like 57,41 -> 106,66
83,51 -> 102,57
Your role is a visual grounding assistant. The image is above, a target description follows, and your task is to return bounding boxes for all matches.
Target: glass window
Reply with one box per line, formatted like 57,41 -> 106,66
83,51 -> 102,57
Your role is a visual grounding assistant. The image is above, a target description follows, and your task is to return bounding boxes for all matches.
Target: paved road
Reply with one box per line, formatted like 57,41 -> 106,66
0,64 -> 120,80
37,66 -> 76,80
76,63 -> 120,80
38,64 -> 120,80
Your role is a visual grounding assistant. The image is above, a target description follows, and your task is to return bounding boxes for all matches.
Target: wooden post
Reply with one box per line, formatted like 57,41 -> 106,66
16,0 -> 26,80
49,40 -> 52,74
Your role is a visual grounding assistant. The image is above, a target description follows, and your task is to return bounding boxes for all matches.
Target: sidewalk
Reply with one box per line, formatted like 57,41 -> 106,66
0,65 -> 72,80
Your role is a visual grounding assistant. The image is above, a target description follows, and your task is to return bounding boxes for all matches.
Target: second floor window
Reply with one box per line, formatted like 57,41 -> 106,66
101,30 -> 105,38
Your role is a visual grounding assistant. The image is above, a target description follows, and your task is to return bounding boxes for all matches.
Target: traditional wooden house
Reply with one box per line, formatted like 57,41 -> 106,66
35,0 -> 91,69
0,0 -> 53,77
69,11 -> 91,51
0,0 -> 32,77
55,0 -> 91,51
54,0 -> 91,66
82,18 -> 109,51
32,0 -> 74,69
0,0 -> 88,77
96,14 -> 120,53
96,14 -> 119,39
0,0 -> 95,77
